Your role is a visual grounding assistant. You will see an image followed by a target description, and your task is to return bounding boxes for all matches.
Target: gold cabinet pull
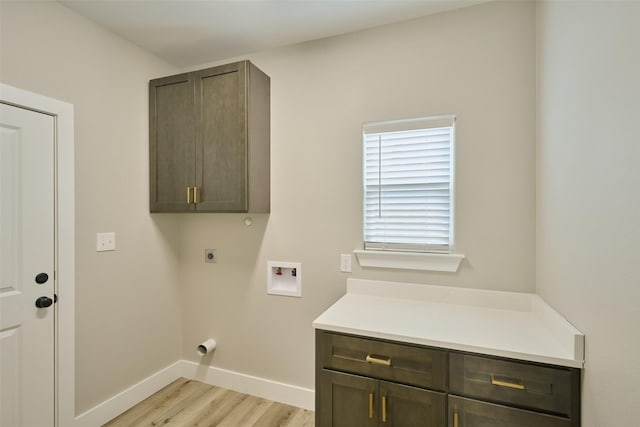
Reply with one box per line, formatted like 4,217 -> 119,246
454,410 -> 459,427
186,186 -> 192,204
381,395 -> 387,423
368,392 -> 374,419
490,375 -> 525,390
366,354 -> 391,366
193,186 -> 198,204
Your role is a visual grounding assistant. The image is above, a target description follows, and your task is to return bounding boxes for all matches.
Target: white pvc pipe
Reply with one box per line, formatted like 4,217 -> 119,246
196,338 -> 217,356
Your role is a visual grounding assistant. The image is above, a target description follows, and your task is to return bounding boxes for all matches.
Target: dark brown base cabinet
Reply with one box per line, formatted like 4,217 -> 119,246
316,330 -> 581,427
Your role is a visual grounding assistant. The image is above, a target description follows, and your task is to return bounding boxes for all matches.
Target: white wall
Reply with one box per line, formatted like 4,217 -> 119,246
536,2 -> 640,425
4,1 -> 637,422
180,0 -> 536,390
1,0 -> 539,415
0,1 -> 183,414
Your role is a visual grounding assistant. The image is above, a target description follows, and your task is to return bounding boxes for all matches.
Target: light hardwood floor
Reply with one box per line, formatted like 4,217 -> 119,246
103,378 -> 314,427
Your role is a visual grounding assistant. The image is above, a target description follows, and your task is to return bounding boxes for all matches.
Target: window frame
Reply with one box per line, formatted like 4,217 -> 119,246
361,115 -> 457,254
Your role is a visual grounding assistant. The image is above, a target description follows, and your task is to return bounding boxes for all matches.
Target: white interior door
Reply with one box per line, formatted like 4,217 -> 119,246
0,103 -> 55,427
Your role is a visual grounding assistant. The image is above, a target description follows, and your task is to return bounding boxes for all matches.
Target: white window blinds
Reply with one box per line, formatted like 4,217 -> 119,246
363,116 -> 455,253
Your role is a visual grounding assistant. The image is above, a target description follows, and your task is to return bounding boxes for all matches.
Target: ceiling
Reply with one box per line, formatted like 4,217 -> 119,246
60,0 -> 486,68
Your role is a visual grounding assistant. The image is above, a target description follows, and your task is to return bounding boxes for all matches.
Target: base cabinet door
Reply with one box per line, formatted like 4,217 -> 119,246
320,370 -> 377,427
380,381 -> 446,427
319,369 -> 446,427
449,396 -> 572,427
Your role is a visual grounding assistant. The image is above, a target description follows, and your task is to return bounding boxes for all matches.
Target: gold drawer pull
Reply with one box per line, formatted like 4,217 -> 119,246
381,395 -> 387,423
368,392 -> 374,419
490,375 -> 525,390
454,410 -> 459,427
366,354 -> 392,366
193,186 -> 199,204
186,186 -> 192,204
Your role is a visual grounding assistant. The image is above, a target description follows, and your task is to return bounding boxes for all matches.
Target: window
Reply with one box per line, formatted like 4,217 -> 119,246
363,115 -> 455,254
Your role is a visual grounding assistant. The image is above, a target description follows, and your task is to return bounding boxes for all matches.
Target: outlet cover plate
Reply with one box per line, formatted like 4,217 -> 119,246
340,254 -> 352,272
96,232 -> 115,252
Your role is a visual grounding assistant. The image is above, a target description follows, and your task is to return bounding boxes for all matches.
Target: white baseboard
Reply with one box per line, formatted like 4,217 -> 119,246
180,360 -> 315,411
73,361 -> 182,427
72,360 -> 315,426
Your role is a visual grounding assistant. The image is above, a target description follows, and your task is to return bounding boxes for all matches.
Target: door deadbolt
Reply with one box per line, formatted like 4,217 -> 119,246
35,273 -> 49,284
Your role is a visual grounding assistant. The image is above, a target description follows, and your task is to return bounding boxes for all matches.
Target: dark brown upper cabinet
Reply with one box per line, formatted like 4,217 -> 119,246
149,60 -> 270,213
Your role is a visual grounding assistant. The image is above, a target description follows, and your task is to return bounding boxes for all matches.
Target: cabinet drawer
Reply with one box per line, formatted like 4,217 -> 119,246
449,396 -> 571,427
449,352 -> 573,416
319,331 -> 446,390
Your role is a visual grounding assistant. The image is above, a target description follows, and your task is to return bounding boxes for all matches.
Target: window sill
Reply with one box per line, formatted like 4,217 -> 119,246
354,250 -> 464,272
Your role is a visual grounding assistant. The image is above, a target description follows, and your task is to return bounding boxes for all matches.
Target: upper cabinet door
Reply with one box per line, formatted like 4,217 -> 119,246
194,62 -> 248,212
149,73 -> 196,212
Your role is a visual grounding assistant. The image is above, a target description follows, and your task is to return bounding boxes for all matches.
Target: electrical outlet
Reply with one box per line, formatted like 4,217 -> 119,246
340,254 -> 352,272
96,232 -> 115,252
205,249 -> 217,263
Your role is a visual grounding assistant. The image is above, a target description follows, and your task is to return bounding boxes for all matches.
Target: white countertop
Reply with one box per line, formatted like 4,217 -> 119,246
313,279 -> 584,368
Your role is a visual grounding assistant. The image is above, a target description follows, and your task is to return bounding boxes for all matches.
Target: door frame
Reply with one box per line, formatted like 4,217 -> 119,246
0,83 -> 75,427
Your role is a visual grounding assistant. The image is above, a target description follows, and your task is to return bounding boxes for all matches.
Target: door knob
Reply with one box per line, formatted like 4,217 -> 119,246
35,296 -> 53,308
